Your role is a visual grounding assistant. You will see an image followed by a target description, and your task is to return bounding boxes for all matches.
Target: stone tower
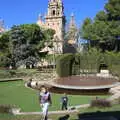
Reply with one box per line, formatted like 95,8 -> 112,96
45,0 -> 66,53
0,19 -> 5,34
69,13 -> 77,30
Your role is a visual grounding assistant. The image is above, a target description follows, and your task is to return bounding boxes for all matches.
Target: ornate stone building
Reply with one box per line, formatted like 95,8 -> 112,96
0,19 -> 5,35
37,0 -> 66,54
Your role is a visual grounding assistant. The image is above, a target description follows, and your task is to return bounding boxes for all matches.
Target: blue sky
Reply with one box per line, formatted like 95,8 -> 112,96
0,0 -> 108,28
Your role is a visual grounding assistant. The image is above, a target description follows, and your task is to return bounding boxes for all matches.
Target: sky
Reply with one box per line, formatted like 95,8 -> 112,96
0,0 -> 108,29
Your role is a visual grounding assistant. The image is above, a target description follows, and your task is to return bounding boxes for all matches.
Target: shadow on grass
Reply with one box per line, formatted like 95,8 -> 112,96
77,111 -> 120,120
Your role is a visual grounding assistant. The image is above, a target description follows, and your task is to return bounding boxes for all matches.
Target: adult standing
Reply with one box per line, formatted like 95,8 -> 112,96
39,85 -> 52,120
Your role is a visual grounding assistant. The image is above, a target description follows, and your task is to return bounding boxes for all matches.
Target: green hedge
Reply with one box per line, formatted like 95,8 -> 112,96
56,51 -> 120,78
56,54 -> 74,77
105,52 -> 120,79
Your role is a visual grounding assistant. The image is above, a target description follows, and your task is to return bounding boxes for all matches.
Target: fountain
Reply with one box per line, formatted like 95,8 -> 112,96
28,73 -> 120,95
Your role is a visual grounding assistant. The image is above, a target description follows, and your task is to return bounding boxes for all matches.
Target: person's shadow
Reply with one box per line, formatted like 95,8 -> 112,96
58,114 -> 70,120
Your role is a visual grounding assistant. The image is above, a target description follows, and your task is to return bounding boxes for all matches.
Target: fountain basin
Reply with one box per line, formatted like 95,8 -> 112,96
29,75 -> 120,95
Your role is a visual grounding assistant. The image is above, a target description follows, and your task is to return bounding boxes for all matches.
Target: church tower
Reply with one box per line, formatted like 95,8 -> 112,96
45,0 -> 66,53
0,19 -> 5,34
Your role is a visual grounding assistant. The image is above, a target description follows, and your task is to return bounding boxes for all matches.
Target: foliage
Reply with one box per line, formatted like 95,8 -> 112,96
56,54 -> 74,77
9,24 -> 44,68
0,24 -> 55,68
42,28 -> 55,48
81,0 -> 120,52
0,81 -> 108,113
0,32 -> 11,67
90,98 -> 111,108
0,104 -> 17,114
0,32 -> 10,53
73,48 -> 101,75
104,51 -> 120,78
56,50 -> 120,77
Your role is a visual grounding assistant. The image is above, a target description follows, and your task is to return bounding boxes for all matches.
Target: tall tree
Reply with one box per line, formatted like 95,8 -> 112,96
0,24 -> 55,68
0,32 -> 11,67
81,0 -> 120,52
9,24 -> 45,68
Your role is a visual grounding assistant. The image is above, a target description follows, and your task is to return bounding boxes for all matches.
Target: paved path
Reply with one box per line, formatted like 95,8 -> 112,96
14,103 -> 89,115
15,109 -> 78,115
108,85 -> 120,101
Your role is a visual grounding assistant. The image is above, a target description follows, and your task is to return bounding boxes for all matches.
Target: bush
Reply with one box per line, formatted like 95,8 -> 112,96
56,51 -> 120,77
0,70 -> 11,79
90,98 -> 111,108
0,104 -> 17,113
9,71 -> 16,76
56,54 -> 74,77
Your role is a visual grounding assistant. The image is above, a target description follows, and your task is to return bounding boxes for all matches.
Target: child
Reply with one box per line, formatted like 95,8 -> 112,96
61,93 -> 68,110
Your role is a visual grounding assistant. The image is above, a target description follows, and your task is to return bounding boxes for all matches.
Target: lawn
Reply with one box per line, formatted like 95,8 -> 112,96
0,113 -> 78,120
0,80 -> 120,120
0,104 -> 120,120
0,81 -> 108,112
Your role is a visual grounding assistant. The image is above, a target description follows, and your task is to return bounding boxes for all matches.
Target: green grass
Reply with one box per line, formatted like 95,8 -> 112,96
0,80 -> 119,120
0,113 -> 78,120
0,104 -> 120,120
0,81 -> 108,112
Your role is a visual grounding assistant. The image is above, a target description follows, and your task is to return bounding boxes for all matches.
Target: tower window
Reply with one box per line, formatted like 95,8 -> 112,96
52,10 -> 56,16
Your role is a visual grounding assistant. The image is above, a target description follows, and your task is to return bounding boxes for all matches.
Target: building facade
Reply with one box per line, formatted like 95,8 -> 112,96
37,0 -> 66,54
0,19 -> 5,35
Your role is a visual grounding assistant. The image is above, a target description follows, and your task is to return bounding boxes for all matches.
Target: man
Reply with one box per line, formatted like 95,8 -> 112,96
61,93 -> 68,110
39,85 -> 52,120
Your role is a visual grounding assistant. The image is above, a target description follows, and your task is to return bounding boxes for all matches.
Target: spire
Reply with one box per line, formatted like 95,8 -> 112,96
38,14 -> 43,21
69,13 -> 76,30
0,19 -> 4,28
0,19 -> 5,33
66,13 -> 77,44
37,14 -> 45,27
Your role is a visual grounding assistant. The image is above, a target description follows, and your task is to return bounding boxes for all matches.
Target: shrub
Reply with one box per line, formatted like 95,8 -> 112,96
0,70 -> 11,79
90,98 -> 111,108
56,54 -> 74,77
9,71 -> 16,76
56,51 -> 120,77
0,104 -> 17,113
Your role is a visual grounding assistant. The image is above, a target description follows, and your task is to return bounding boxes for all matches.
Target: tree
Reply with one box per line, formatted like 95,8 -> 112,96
42,28 -> 55,48
81,0 -> 120,52
9,25 -> 26,68
9,24 -> 45,68
0,32 -> 10,53
0,24 -> 55,68
0,32 -> 11,67
105,0 -> 120,20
